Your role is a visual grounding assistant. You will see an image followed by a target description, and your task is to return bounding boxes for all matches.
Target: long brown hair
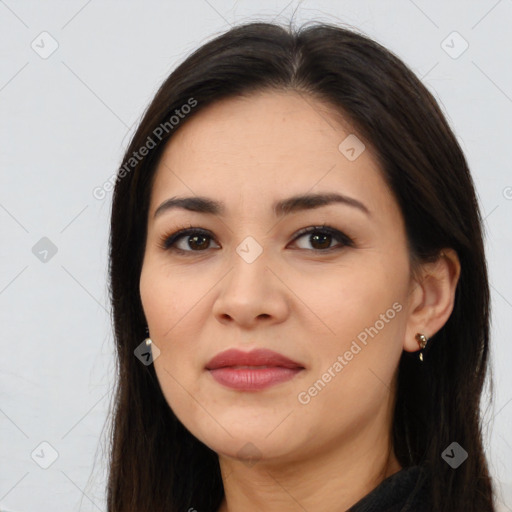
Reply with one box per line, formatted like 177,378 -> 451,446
106,20 -> 496,511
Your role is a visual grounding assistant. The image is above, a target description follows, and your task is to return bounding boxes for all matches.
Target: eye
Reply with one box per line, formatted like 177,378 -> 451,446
158,223 -> 355,255
158,226 -> 219,254
290,225 -> 355,252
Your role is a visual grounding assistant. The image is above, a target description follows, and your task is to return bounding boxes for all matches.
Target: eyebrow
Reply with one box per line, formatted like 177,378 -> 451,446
153,192 -> 371,219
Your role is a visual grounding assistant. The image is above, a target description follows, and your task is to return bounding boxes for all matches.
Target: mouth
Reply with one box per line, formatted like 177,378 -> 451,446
226,365 -> 285,369
205,348 -> 304,391
207,366 -> 303,391
206,348 -> 303,370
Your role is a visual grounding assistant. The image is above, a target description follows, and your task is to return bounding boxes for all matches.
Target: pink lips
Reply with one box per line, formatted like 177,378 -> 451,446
205,348 -> 304,391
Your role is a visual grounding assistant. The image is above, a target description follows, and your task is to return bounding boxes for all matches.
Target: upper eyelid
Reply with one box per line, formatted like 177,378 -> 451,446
162,225 -> 353,251
167,225 -> 340,242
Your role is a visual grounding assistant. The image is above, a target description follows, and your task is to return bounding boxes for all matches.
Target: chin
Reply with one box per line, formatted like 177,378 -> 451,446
194,426 -> 296,463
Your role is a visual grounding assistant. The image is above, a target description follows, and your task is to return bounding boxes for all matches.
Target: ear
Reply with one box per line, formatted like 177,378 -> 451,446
403,248 -> 461,353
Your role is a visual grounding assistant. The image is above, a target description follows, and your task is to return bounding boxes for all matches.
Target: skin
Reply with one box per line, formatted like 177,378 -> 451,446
139,90 -> 461,512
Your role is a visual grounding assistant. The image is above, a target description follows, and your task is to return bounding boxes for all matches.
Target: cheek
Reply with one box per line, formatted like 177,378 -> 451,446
287,262 -> 395,341
290,262 -> 406,388
140,262 -> 167,335
140,259 -> 207,390
139,259 -> 200,340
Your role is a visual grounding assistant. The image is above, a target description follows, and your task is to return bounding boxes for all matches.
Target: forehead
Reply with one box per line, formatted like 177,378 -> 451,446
149,90 -> 392,220
159,90 -> 358,163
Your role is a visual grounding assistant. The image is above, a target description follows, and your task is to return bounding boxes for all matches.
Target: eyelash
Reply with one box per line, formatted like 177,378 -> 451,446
157,223 -> 355,256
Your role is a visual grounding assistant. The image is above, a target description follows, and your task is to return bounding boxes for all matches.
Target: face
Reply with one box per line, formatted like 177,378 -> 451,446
139,90 -> 415,465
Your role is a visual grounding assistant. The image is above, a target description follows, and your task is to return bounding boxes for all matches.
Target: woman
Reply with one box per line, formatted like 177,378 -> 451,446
106,20 -> 496,512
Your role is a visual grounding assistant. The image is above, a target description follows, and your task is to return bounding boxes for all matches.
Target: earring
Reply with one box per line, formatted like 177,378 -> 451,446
144,325 -> 151,346
415,333 -> 428,361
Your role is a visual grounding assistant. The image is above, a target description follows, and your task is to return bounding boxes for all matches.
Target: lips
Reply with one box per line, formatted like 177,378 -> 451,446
205,348 -> 303,370
205,348 -> 305,391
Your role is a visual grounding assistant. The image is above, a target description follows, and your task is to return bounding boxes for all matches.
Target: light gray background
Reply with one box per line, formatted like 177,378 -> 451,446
1,1 -> 511,511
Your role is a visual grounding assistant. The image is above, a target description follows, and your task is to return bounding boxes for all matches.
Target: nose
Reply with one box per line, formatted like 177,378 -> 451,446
212,248 -> 290,329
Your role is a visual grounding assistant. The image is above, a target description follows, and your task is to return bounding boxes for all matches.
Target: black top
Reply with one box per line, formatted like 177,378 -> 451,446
347,465 -> 431,512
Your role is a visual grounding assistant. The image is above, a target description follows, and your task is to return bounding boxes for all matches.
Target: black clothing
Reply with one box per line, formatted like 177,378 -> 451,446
346,465 -> 431,512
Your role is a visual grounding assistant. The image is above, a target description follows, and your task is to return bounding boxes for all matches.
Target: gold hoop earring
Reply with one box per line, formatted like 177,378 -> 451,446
415,333 -> 428,362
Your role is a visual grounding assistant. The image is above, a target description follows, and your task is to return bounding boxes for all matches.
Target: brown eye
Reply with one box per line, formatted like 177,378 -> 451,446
303,232 -> 333,250
183,233 -> 211,251
159,228 -> 219,253
291,226 -> 354,252
159,225 -> 354,255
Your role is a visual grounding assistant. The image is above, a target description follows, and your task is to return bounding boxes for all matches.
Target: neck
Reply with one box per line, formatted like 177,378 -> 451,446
216,421 -> 402,512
